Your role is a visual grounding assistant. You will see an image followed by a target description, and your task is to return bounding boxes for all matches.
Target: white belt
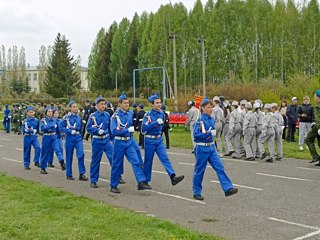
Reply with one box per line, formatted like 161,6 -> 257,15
92,134 -> 109,139
114,136 -> 131,141
145,134 -> 161,139
196,142 -> 214,146
43,132 -> 56,136
24,133 -> 35,136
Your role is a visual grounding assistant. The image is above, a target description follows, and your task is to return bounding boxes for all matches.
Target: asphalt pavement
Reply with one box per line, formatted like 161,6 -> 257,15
0,131 -> 320,240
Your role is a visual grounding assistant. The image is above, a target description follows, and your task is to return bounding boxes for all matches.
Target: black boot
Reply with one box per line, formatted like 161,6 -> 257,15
60,161 -> 66,171
225,188 -> 238,197
171,175 -> 184,186
79,174 -> 88,181
40,169 -> 48,174
137,182 -> 152,190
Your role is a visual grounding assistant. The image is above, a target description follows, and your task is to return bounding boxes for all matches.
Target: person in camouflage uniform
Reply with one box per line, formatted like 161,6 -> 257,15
306,90 -> 320,166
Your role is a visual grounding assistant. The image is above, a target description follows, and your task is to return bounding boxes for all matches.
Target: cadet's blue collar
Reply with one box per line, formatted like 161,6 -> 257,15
118,109 -> 128,115
202,113 -> 211,119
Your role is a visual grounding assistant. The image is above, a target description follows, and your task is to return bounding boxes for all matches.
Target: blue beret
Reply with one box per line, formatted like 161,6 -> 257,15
138,103 -> 144,109
162,105 -> 166,110
53,106 -> 58,111
200,97 -> 210,107
95,95 -> 105,104
106,101 -> 111,108
148,92 -> 160,103
68,98 -> 75,107
132,103 -> 137,108
45,105 -> 52,112
118,92 -> 127,101
26,106 -> 33,112
91,102 -> 96,106
316,90 -> 320,97
85,99 -> 90,103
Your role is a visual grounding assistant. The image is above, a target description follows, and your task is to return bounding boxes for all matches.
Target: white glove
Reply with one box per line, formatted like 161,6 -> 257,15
157,118 -> 164,124
71,130 -> 77,135
98,129 -> 104,135
311,122 -> 316,127
128,126 -> 135,133
318,129 -> 320,135
33,129 -> 37,134
54,124 -> 57,128
82,120 -> 86,124
281,126 -> 285,130
211,129 -> 216,137
8,116 -> 11,119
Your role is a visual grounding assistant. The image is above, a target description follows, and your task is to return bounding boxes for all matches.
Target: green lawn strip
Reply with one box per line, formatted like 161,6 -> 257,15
0,174 -> 221,240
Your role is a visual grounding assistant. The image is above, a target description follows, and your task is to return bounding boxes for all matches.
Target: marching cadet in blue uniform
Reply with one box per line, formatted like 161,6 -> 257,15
193,97 -> 238,201
3,104 -> 11,133
50,106 -> 66,170
60,99 -> 88,181
86,96 -> 113,188
39,105 -> 64,174
22,106 -> 41,170
141,93 -> 184,188
110,92 -> 150,193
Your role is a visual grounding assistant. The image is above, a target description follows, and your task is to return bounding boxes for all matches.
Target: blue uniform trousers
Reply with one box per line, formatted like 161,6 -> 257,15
143,137 -> 175,182
193,145 -> 234,196
90,137 -> 113,183
40,135 -> 64,169
65,138 -> 86,177
23,135 -> 40,167
48,138 -> 64,165
3,117 -> 10,133
133,139 -> 144,167
110,138 -> 146,187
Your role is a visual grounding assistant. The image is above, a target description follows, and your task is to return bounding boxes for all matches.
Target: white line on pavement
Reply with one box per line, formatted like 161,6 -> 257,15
152,170 -> 167,175
167,152 -> 191,156
178,162 -> 211,168
2,157 -> 21,163
296,167 -> 320,171
268,217 -> 320,230
256,173 -> 311,182
84,150 -> 92,152
99,178 -> 110,183
210,180 -> 263,191
0,138 -> 12,141
0,145 -> 3,147
145,189 -> 207,205
223,158 -> 258,164
15,148 -> 23,151
293,229 -> 320,240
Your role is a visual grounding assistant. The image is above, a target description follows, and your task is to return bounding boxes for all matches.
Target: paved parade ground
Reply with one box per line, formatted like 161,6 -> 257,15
0,131 -> 320,240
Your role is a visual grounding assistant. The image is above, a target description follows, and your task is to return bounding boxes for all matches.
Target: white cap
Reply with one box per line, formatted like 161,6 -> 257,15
231,101 -> 239,106
271,103 -> 278,108
245,102 -> 252,109
213,96 -> 220,102
292,97 -> 298,101
223,100 -> 230,107
253,102 -> 260,108
187,101 -> 194,106
264,103 -> 271,109
240,100 -> 247,105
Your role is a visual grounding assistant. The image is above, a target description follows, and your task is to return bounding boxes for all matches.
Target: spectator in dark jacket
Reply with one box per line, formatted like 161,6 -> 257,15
135,103 -> 146,148
297,96 -> 314,150
286,97 -> 299,142
161,105 -> 171,149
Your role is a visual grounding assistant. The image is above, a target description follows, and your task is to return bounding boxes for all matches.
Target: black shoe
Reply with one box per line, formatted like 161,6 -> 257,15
309,159 -> 320,163
137,182 -> 152,190
90,182 -> 98,188
40,169 -> 48,174
166,146 -> 170,149
171,175 -> 184,186
244,157 -> 255,161
315,163 -> 320,166
192,150 -> 195,154
119,176 -> 125,184
193,195 -> 204,201
34,162 -> 40,168
25,166 -> 31,170
60,162 -> 66,171
276,157 -> 282,161
48,163 -> 55,168
225,188 -> 238,197
261,152 -> 268,160
225,151 -> 235,156
266,158 -> 274,163
110,187 -> 121,193
67,176 -> 75,180
79,174 -> 88,181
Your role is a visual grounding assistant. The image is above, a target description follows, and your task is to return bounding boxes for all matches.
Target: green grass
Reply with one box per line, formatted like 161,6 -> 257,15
0,174 -> 221,240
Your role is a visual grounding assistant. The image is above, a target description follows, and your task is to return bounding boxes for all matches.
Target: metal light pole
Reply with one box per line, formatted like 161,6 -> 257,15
169,33 -> 178,111
198,36 -> 206,97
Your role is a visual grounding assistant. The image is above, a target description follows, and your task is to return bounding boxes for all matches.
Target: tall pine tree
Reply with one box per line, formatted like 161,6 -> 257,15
45,33 -> 80,97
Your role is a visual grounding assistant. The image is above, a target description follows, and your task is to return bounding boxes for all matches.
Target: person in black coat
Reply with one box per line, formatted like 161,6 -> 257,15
136,103 -> 146,148
161,105 -> 171,149
105,102 -> 114,117
286,97 -> 299,142
82,99 -> 92,139
297,96 -> 314,150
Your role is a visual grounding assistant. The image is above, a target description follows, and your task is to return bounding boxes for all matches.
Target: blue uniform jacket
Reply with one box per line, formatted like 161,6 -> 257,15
86,110 -> 111,136
40,117 -> 58,133
22,117 -> 39,135
4,109 -> 10,117
110,109 -> 133,137
59,113 -> 82,140
193,113 -> 215,143
55,118 -> 62,138
141,109 -> 165,135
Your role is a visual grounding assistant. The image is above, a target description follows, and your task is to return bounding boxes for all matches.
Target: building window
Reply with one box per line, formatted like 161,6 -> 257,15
33,73 -> 37,81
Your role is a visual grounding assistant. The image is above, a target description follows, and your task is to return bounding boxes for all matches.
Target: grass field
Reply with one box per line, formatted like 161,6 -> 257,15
0,173 -> 221,240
